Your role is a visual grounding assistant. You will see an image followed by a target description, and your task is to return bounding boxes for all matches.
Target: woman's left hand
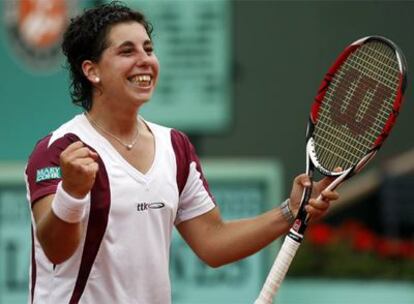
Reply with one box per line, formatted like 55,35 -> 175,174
289,173 -> 340,222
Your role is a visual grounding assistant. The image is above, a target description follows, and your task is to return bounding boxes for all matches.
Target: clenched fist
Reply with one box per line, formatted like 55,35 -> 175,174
60,141 -> 99,199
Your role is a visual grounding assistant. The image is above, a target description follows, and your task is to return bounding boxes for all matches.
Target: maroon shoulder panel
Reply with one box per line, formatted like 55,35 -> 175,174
170,129 -> 215,203
170,129 -> 190,195
69,146 -> 111,304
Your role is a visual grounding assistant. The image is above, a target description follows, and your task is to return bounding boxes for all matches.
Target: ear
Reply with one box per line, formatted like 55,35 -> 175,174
82,60 -> 100,84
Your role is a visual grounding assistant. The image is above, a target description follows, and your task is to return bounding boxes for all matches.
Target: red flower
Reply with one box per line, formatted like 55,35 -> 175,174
307,223 -> 333,246
338,219 -> 365,240
352,228 -> 377,252
397,241 -> 414,259
376,238 -> 399,258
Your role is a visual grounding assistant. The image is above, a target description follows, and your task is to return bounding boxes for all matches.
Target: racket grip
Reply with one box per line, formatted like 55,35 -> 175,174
254,235 -> 301,304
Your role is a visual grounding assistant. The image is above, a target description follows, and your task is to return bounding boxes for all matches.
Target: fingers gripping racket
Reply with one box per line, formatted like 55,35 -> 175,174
255,36 -> 407,304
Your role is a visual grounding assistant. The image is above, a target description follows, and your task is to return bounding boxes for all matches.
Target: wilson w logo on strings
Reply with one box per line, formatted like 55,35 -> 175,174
329,67 -> 392,136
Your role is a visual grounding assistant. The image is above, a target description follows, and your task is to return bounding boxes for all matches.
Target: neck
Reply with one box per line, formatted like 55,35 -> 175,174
85,111 -> 142,151
88,101 -> 140,137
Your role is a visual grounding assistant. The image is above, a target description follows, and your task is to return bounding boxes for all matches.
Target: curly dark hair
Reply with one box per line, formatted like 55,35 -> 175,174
61,1 -> 153,111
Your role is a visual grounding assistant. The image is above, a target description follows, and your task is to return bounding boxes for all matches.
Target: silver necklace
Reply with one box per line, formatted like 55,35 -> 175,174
85,113 -> 139,150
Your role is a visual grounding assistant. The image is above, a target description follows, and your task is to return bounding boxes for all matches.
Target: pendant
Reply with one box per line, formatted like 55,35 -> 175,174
126,144 -> 133,150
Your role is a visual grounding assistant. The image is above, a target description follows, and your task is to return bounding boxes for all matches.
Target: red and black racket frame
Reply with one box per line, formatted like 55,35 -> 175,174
288,35 -> 408,241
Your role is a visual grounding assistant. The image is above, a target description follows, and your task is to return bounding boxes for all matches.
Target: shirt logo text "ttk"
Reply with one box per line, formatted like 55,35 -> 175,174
136,202 -> 166,212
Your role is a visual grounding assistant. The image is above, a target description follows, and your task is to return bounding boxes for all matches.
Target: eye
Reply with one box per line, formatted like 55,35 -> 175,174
120,48 -> 134,56
144,46 -> 154,55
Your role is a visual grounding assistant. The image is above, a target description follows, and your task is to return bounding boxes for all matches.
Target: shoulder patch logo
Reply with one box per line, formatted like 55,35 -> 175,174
36,167 -> 61,183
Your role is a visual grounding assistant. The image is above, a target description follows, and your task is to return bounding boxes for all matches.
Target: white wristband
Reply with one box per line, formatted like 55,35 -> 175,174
51,182 -> 89,223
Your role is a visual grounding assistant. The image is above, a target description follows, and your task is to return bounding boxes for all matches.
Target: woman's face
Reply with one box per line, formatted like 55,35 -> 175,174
95,21 -> 160,107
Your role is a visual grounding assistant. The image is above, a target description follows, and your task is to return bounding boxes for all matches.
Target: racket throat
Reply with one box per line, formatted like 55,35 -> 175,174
355,150 -> 377,174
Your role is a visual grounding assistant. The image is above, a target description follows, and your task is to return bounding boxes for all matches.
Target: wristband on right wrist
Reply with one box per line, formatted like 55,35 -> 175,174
51,182 -> 89,223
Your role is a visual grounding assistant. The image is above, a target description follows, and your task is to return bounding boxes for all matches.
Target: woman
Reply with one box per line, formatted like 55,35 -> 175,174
25,2 -> 339,303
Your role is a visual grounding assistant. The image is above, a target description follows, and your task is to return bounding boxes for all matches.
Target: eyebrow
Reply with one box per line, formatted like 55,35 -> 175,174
116,39 -> 153,49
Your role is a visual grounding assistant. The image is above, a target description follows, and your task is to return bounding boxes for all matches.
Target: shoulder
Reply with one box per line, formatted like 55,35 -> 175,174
26,115 -> 87,177
170,128 -> 190,145
25,116 -> 87,203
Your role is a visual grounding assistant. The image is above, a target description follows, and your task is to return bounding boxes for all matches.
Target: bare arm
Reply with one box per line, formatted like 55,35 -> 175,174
32,195 -> 84,264
177,174 -> 339,268
177,206 -> 290,268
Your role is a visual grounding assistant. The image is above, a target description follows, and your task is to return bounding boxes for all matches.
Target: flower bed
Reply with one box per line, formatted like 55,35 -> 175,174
288,220 -> 414,280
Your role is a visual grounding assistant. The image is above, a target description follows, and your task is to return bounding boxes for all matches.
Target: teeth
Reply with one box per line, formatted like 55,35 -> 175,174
131,75 -> 151,84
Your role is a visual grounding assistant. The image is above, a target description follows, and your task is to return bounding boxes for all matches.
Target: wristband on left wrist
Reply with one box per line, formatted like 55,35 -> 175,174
280,198 -> 295,225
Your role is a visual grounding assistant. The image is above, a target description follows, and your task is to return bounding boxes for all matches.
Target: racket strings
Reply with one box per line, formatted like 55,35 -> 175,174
317,97 -> 393,169
323,83 -> 394,136
314,41 -> 400,171
318,44 -> 398,168
348,46 -> 399,89
335,42 -> 397,134
326,82 -> 392,124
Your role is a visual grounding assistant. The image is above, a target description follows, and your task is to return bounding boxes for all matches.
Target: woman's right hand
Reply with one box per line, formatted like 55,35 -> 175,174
60,141 -> 99,198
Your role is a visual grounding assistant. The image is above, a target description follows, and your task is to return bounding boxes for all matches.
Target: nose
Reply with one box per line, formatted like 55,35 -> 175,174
136,50 -> 151,67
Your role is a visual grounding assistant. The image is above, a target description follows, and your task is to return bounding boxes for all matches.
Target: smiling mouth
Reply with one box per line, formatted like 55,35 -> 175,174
128,74 -> 152,87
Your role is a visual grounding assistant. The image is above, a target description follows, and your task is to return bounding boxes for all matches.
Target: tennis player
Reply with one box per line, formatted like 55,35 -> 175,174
25,2 -> 339,303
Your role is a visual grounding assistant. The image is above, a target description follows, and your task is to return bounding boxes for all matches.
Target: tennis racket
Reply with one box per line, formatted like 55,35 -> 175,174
255,36 -> 407,304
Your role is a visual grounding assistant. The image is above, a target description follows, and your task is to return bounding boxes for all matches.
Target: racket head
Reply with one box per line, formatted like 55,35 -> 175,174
307,36 -> 408,177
